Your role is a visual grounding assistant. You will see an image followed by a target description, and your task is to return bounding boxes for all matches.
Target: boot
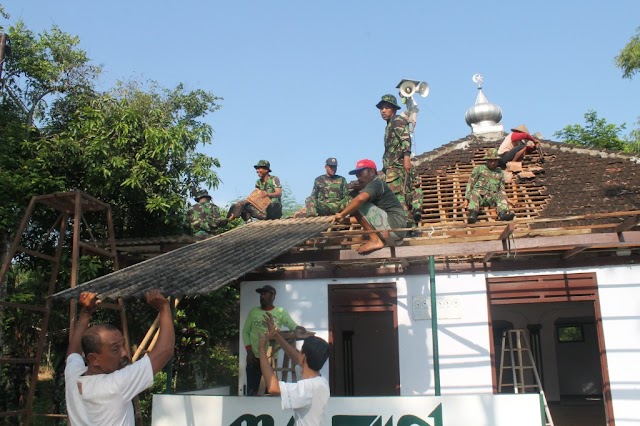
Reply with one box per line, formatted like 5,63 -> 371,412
467,210 -> 479,224
498,210 -> 515,221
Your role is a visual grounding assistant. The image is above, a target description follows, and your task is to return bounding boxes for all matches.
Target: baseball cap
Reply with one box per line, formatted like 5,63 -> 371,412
326,157 -> 338,166
349,159 -> 377,175
256,284 -> 276,295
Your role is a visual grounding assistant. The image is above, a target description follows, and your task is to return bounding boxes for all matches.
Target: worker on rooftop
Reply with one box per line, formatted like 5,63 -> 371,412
303,157 -> 351,217
464,149 -> 516,224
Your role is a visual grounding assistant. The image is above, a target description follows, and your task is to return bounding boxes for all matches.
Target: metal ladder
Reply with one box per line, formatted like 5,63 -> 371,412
498,329 -> 554,426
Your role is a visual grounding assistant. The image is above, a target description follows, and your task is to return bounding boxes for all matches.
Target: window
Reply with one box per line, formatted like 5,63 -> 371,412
557,325 -> 584,343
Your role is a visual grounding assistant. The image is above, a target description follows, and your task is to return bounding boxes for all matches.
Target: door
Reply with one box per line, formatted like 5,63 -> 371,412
329,283 -> 400,396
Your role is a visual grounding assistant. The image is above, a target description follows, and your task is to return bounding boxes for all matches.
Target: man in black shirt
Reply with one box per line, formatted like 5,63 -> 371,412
334,159 -> 407,255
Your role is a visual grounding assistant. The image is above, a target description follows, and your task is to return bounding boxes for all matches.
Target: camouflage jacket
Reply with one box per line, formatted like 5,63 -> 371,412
187,200 -> 225,236
383,114 -> 412,171
465,164 -> 505,198
309,174 -> 348,203
255,175 -> 282,206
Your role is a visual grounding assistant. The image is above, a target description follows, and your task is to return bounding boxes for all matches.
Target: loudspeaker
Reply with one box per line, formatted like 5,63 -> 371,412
416,82 -> 430,98
399,80 -> 417,97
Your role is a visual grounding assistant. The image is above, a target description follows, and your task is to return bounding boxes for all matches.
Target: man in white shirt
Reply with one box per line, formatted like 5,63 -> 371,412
64,290 -> 175,426
259,313 -> 330,426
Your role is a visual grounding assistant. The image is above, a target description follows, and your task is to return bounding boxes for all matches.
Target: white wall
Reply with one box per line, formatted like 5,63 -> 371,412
238,273 -> 494,396
596,266 -> 640,426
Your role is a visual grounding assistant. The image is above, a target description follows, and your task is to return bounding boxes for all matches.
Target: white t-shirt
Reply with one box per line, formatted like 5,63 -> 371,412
64,353 -> 154,426
279,376 -> 330,426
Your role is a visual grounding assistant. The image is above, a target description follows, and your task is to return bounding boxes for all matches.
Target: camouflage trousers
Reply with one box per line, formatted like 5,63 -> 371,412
304,196 -> 352,217
384,167 -> 424,222
466,189 -> 509,213
359,202 -> 403,241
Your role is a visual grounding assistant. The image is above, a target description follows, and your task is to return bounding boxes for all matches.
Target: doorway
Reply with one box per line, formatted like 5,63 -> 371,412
487,272 -> 613,425
328,283 -> 400,396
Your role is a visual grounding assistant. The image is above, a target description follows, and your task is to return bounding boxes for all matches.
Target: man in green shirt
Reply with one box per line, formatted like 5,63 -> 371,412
242,284 -> 305,395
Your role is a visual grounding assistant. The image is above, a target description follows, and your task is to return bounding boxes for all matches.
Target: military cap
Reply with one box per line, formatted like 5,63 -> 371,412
254,160 -> 272,172
194,189 -> 212,201
376,94 -> 401,110
483,149 -> 501,160
326,157 -> 338,167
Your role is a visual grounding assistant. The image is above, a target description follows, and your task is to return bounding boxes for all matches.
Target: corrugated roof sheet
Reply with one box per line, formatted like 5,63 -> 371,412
51,217 -> 333,300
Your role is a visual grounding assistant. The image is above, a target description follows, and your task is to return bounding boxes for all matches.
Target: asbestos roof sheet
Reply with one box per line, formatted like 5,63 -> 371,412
51,217 -> 333,300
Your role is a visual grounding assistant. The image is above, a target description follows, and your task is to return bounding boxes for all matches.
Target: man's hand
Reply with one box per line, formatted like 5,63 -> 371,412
333,212 -> 346,223
294,325 -> 307,337
260,190 -> 269,198
462,199 -> 469,209
145,289 -> 169,311
263,312 -> 278,336
509,198 -> 518,207
403,155 -> 412,173
78,292 -> 101,314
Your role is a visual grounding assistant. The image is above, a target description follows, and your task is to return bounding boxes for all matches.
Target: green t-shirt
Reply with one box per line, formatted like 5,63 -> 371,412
242,306 -> 298,357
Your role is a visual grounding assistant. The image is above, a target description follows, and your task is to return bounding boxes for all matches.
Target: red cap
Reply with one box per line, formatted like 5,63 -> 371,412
349,159 -> 377,175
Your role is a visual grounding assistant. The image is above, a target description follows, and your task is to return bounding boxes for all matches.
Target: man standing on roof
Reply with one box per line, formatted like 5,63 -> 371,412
464,149 -> 516,224
65,290 -> 174,426
228,160 -> 283,222
304,157 -> 351,217
242,284 -> 306,396
376,94 -> 424,225
187,189 -> 228,238
334,159 -> 407,255
498,124 -> 540,168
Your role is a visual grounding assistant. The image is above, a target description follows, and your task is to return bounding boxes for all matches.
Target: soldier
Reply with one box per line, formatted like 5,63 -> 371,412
304,157 -> 351,217
376,94 -> 424,225
228,160 -> 283,222
463,149 -> 516,224
186,189 -> 227,238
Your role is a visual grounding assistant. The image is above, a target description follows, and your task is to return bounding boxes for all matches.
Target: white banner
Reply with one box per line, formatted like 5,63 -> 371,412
152,394 -> 543,426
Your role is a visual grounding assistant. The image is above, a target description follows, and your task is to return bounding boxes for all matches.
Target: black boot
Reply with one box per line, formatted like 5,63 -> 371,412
498,210 -> 515,221
468,210 -> 479,224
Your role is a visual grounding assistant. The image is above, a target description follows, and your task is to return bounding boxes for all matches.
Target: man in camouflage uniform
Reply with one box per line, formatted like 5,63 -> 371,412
187,189 -> 227,238
376,94 -> 424,225
228,160 -> 283,222
464,149 -> 516,224
304,157 -> 351,217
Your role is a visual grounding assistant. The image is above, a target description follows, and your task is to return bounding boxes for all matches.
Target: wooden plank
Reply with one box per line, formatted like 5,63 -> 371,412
15,246 -> 57,262
563,246 -> 588,259
616,215 -> 640,233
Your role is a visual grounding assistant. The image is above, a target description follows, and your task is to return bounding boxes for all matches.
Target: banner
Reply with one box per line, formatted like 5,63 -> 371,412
152,394 -> 543,426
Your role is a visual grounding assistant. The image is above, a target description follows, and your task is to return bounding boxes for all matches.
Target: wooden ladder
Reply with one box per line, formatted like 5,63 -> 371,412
0,191 -> 141,425
498,329 -> 554,426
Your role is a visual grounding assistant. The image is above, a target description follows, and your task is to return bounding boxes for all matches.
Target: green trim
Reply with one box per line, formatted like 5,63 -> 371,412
539,393 -> 546,426
429,256 -> 441,396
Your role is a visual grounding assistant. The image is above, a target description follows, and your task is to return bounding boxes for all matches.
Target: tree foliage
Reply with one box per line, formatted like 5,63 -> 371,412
615,26 -> 640,80
31,81 -> 223,236
553,110 -> 627,151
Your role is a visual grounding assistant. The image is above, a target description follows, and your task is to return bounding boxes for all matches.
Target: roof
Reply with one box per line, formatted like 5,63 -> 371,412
51,217 -> 333,300
413,134 -> 640,228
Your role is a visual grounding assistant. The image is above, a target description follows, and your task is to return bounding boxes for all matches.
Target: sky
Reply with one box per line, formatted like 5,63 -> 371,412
3,1 -> 640,207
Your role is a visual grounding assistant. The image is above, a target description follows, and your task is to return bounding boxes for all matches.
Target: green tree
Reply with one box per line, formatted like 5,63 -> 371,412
29,80 -> 223,236
615,26 -> 640,79
553,110 -> 627,151
280,183 -> 303,217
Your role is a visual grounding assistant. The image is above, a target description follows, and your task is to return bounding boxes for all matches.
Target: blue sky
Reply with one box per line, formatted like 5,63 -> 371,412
4,1 -> 640,207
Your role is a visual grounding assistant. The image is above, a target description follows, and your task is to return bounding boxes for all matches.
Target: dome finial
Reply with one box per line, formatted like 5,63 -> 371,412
465,74 -> 503,135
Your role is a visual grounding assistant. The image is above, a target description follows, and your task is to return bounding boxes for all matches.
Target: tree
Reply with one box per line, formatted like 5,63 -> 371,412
30,80 -> 224,236
553,110 -> 627,151
280,183 -> 303,217
615,26 -> 640,79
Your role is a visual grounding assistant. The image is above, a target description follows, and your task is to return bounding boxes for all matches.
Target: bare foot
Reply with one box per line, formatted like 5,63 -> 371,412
356,240 -> 385,255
